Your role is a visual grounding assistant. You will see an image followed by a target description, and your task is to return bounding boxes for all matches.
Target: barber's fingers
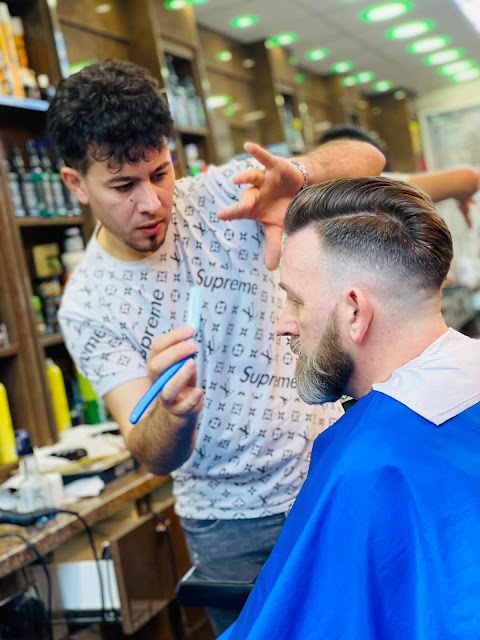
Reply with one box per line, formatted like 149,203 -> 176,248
160,358 -> 204,413
218,185 -> 260,221
263,225 -> 284,271
232,167 -> 265,187
243,141 -> 278,170
148,327 -> 197,379
151,326 -> 194,352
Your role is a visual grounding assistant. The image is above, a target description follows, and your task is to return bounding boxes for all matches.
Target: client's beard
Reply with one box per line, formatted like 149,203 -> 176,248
290,311 -> 354,404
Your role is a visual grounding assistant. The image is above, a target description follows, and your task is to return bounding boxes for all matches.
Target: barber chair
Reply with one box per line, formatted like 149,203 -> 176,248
176,566 -> 254,610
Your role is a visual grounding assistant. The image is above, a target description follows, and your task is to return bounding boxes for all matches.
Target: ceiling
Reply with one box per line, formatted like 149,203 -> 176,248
192,0 -> 479,95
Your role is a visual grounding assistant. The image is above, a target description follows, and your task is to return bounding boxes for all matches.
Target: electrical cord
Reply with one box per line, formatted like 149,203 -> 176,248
0,532 -> 53,640
0,507 -> 110,624
54,508 -> 109,623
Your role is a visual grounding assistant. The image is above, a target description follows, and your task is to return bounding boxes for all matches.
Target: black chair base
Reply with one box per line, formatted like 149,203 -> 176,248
176,566 -> 254,610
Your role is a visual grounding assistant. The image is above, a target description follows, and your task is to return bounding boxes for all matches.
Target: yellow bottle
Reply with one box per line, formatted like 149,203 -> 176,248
45,359 -> 72,433
0,382 -> 18,464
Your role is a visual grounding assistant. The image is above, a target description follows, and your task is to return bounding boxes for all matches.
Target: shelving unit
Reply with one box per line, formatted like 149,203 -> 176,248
0,0 -> 93,466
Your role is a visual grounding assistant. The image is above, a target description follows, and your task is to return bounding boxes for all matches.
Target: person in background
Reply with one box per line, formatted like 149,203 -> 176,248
47,59 -> 385,635
218,176 -> 480,640
319,123 -> 479,227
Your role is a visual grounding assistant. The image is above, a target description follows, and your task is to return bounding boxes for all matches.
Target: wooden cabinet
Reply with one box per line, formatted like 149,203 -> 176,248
0,0 -> 221,472
0,1 -> 96,468
55,0 -> 217,177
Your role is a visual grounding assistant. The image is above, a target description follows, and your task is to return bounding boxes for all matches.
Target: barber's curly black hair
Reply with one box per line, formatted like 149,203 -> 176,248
47,59 -> 174,173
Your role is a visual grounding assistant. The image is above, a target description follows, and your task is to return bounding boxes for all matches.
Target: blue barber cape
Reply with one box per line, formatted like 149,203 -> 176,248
220,390 -> 480,639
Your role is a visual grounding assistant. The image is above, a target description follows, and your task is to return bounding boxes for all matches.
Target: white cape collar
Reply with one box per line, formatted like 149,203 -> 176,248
372,328 -> 480,425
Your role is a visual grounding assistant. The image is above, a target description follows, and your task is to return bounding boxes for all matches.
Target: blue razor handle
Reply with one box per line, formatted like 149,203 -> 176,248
129,287 -> 203,425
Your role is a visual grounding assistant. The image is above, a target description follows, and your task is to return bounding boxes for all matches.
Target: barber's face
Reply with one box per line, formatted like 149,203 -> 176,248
62,142 -> 176,261
277,228 -> 354,404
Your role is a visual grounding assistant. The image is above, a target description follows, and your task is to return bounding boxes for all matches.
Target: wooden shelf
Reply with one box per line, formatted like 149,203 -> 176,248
0,344 -> 18,359
176,126 -> 209,137
0,96 -> 50,112
17,215 -> 85,227
41,332 -> 64,348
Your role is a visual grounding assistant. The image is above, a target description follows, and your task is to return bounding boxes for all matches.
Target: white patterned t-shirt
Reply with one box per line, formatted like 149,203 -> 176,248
59,159 -> 344,519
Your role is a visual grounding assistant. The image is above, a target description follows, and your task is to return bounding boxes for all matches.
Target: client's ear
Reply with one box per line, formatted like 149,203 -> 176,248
60,167 -> 90,205
343,287 -> 372,344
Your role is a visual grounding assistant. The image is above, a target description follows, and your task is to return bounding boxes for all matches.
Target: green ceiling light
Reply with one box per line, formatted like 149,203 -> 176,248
406,35 -> 451,54
267,32 -> 298,47
215,49 -> 232,62
360,1 -> 413,23
305,48 -> 330,62
295,73 -> 306,83
373,80 -> 393,91
355,70 -> 376,83
331,60 -> 353,73
450,67 -> 480,82
189,0 -> 209,4
423,48 -> 464,66
165,0 -> 187,9
438,59 -> 476,75
231,14 -> 259,29
341,76 -> 357,87
386,20 -> 434,40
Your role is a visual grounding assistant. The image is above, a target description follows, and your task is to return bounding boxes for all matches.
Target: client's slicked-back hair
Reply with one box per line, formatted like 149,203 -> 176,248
284,176 -> 453,292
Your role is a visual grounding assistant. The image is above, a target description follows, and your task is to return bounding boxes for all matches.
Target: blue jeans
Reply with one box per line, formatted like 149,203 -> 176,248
180,513 -> 287,637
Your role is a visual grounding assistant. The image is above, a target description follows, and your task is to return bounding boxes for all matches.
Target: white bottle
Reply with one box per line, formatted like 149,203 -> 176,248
61,227 -> 85,279
17,449 -> 51,513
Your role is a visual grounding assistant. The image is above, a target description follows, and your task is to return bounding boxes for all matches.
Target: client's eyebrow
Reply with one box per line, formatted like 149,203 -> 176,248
279,282 -> 301,300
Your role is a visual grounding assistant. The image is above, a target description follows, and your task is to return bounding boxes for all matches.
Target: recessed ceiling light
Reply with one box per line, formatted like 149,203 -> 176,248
438,59 -> 476,75
450,67 -> 480,82
331,61 -> 354,73
355,71 -> 376,83
453,0 -> 480,33
423,48 -> 465,65
394,89 -> 407,99
189,0 -> 209,5
295,73 -> 306,83
206,94 -> 232,109
165,0 -> 187,9
361,1 -> 413,23
305,48 -> 330,62
341,76 -> 358,87
406,35 -> 451,54
231,14 -> 259,29
95,3 -> 112,13
215,49 -> 232,62
373,80 -> 393,91
266,33 -> 298,47
386,20 -> 434,40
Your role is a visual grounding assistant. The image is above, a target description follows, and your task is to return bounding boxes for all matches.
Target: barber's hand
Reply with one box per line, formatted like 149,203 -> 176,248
147,327 -> 204,423
456,196 -> 475,228
218,142 -> 305,270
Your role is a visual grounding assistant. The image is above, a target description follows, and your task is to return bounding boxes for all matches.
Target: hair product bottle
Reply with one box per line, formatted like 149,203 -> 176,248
45,358 -> 72,433
0,382 -> 18,464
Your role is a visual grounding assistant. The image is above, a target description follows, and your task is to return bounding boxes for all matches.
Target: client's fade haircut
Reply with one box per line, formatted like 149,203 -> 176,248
284,176 -> 453,292
47,59 -> 174,174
